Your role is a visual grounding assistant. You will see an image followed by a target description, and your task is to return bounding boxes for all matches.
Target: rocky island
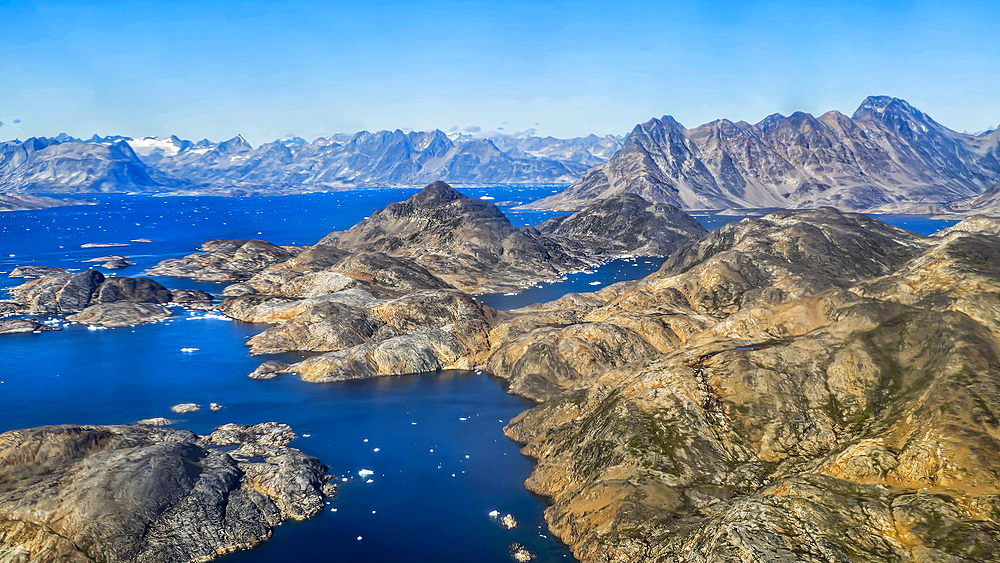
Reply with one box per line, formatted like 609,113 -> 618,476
2,270 -> 212,328
0,193 -> 92,212
0,422 -> 336,562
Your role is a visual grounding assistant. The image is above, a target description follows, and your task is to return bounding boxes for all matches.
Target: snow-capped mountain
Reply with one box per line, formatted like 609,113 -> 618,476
0,129 -> 621,193
522,97 -> 1000,212
0,136 -> 180,193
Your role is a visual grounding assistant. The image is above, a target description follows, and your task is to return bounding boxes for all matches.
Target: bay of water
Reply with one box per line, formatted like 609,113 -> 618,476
0,187 -> 960,562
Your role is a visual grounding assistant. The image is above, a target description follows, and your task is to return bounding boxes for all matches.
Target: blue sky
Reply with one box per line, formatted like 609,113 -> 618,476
1,0 -> 998,145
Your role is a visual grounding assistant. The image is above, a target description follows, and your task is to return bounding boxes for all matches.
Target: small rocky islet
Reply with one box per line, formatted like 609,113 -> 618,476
1,269 -> 212,328
4,182 -> 1000,562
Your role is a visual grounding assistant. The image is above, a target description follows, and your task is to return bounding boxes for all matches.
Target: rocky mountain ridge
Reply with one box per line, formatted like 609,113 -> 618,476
0,130 -> 622,194
522,96 -> 1000,214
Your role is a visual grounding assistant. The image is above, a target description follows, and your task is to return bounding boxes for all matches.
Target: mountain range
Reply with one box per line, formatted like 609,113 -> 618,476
3,96 -> 999,216
522,96 -> 1000,214
0,129 -> 622,194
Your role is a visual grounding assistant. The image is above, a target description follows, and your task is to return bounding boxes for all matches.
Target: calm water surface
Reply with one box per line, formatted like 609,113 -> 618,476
0,187 -> 959,562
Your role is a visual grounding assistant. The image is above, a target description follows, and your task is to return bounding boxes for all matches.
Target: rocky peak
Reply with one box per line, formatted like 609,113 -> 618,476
535,193 -> 708,258
326,182 -> 584,292
852,95 -> 937,133
409,181 -> 467,206
217,135 -> 252,153
21,137 -> 54,153
631,115 -> 687,142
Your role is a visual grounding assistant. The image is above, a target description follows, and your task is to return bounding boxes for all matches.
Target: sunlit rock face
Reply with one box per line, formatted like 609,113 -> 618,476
521,97 -> 1000,213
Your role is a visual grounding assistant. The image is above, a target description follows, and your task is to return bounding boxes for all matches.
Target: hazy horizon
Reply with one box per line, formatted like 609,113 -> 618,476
2,0 -> 998,146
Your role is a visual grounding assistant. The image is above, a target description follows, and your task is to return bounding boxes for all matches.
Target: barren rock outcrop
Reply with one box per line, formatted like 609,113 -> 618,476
146,239 -> 299,282
0,423 -> 335,563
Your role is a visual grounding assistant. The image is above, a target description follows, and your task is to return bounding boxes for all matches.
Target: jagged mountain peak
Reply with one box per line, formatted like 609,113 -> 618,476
851,96 -> 938,132
853,95 -> 913,117
217,135 -> 253,153
522,95 -> 1000,213
645,115 -> 686,131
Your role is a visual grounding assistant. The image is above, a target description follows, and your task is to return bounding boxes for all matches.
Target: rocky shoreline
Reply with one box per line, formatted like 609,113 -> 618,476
1,270 -> 213,329
0,422 -> 336,562
0,193 -> 94,212
494,212 -> 1000,562
139,183 -> 1000,560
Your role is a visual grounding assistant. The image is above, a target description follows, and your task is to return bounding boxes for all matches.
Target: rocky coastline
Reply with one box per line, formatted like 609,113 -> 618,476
0,193 -> 93,212
0,422 -> 336,562
1,270 -> 213,329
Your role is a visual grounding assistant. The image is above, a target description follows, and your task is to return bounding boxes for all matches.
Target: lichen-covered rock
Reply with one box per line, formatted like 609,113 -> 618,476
8,265 -> 70,278
5,271 -> 210,327
248,360 -> 289,380
8,270 -> 106,313
92,277 -> 172,304
167,289 -> 214,304
0,423 -> 335,563
146,239 -> 299,282
66,303 -> 172,327
241,289 -> 497,381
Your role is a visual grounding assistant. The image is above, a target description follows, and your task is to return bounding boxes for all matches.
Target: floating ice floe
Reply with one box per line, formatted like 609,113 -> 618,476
358,469 -> 374,478
186,312 -> 231,321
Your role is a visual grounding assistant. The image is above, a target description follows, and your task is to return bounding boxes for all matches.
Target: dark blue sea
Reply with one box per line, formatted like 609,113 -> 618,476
0,186 -> 959,562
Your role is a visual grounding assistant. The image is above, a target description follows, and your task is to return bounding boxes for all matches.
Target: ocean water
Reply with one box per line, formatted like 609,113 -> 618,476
0,188 -> 961,562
